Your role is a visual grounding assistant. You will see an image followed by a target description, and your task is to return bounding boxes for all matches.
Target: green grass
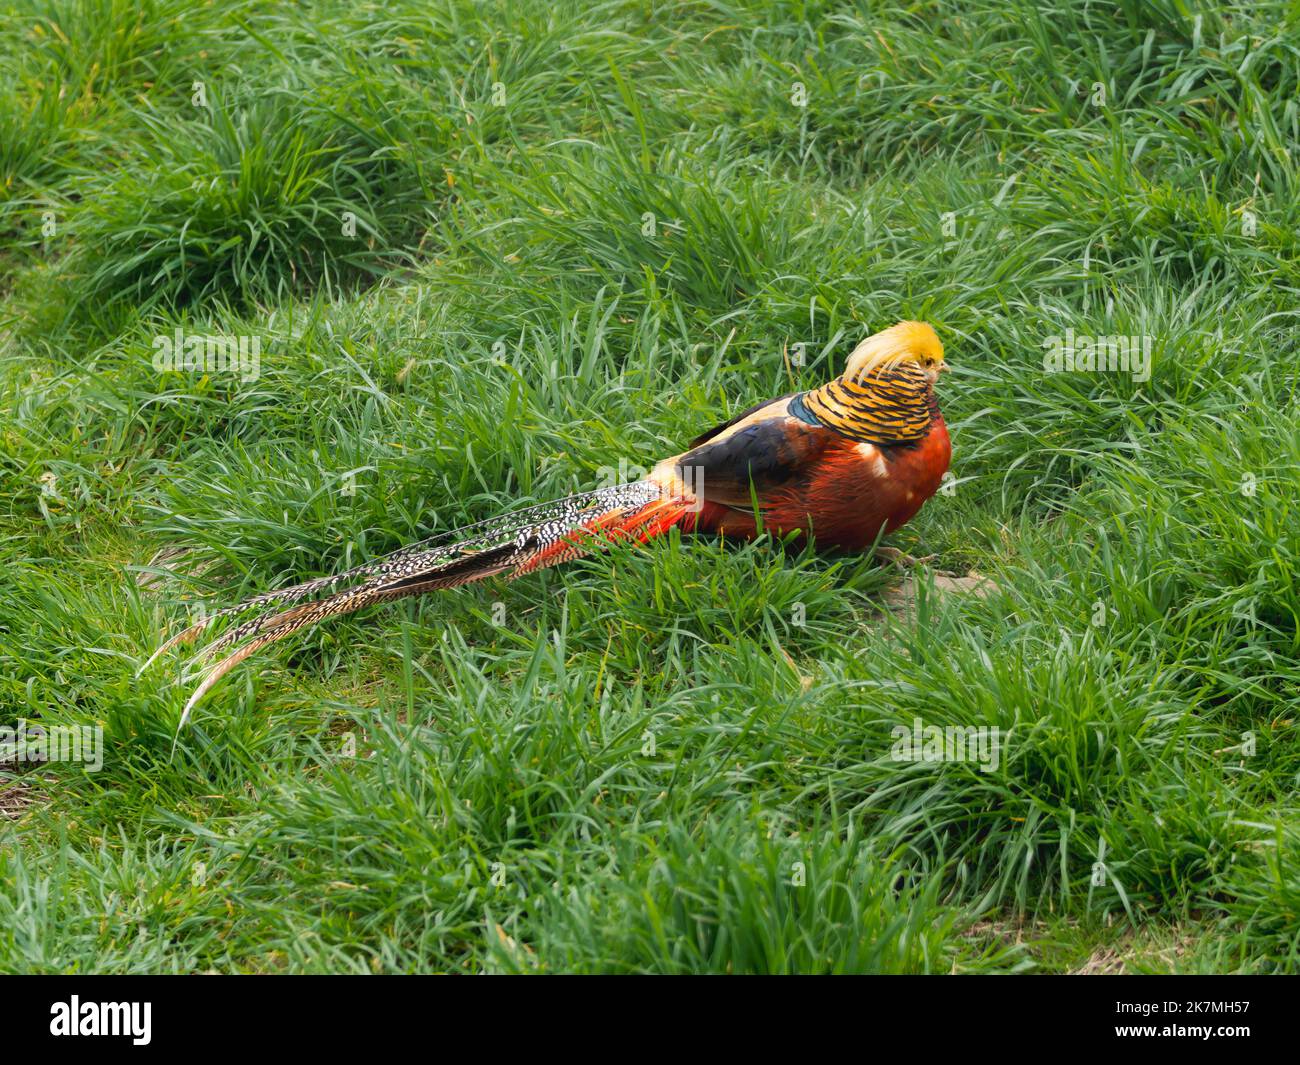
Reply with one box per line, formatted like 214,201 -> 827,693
1,0 -> 1298,973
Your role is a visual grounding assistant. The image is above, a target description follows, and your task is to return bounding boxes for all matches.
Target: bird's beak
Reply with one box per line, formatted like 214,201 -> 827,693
938,360 -> 950,373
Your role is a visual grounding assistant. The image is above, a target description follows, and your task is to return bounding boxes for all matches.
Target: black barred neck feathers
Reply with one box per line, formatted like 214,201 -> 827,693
792,362 -> 938,446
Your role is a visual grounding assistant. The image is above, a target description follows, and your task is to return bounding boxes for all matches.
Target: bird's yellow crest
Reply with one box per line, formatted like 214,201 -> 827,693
844,320 -> 948,383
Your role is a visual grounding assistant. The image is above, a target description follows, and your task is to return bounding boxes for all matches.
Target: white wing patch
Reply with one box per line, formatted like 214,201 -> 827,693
855,441 -> 889,479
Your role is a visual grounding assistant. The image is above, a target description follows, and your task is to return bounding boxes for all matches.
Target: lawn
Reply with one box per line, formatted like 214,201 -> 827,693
1,0 -> 1298,974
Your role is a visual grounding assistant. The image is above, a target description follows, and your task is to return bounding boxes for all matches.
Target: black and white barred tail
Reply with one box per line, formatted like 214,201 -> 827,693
144,480 -> 687,725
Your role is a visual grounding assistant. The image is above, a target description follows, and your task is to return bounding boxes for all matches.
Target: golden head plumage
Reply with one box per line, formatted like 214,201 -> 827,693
843,320 -> 949,385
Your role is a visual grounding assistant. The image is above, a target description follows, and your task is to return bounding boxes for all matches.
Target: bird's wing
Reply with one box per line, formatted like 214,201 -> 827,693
666,398 -> 831,509
687,393 -> 795,447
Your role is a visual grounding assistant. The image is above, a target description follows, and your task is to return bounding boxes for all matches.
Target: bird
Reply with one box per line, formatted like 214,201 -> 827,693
144,319 -> 952,722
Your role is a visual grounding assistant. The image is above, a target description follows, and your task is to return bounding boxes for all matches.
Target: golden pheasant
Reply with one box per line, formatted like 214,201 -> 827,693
147,320 -> 951,720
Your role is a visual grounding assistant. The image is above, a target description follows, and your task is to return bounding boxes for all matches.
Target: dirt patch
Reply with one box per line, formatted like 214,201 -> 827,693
0,775 -> 45,821
881,569 -> 997,621
1068,943 -> 1130,975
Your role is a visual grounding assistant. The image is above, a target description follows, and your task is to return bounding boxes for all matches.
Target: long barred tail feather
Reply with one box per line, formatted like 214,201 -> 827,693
139,491 -> 654,674
178,569 -> 508,725
154,480 -> 692,725
140,520 -> 488,674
